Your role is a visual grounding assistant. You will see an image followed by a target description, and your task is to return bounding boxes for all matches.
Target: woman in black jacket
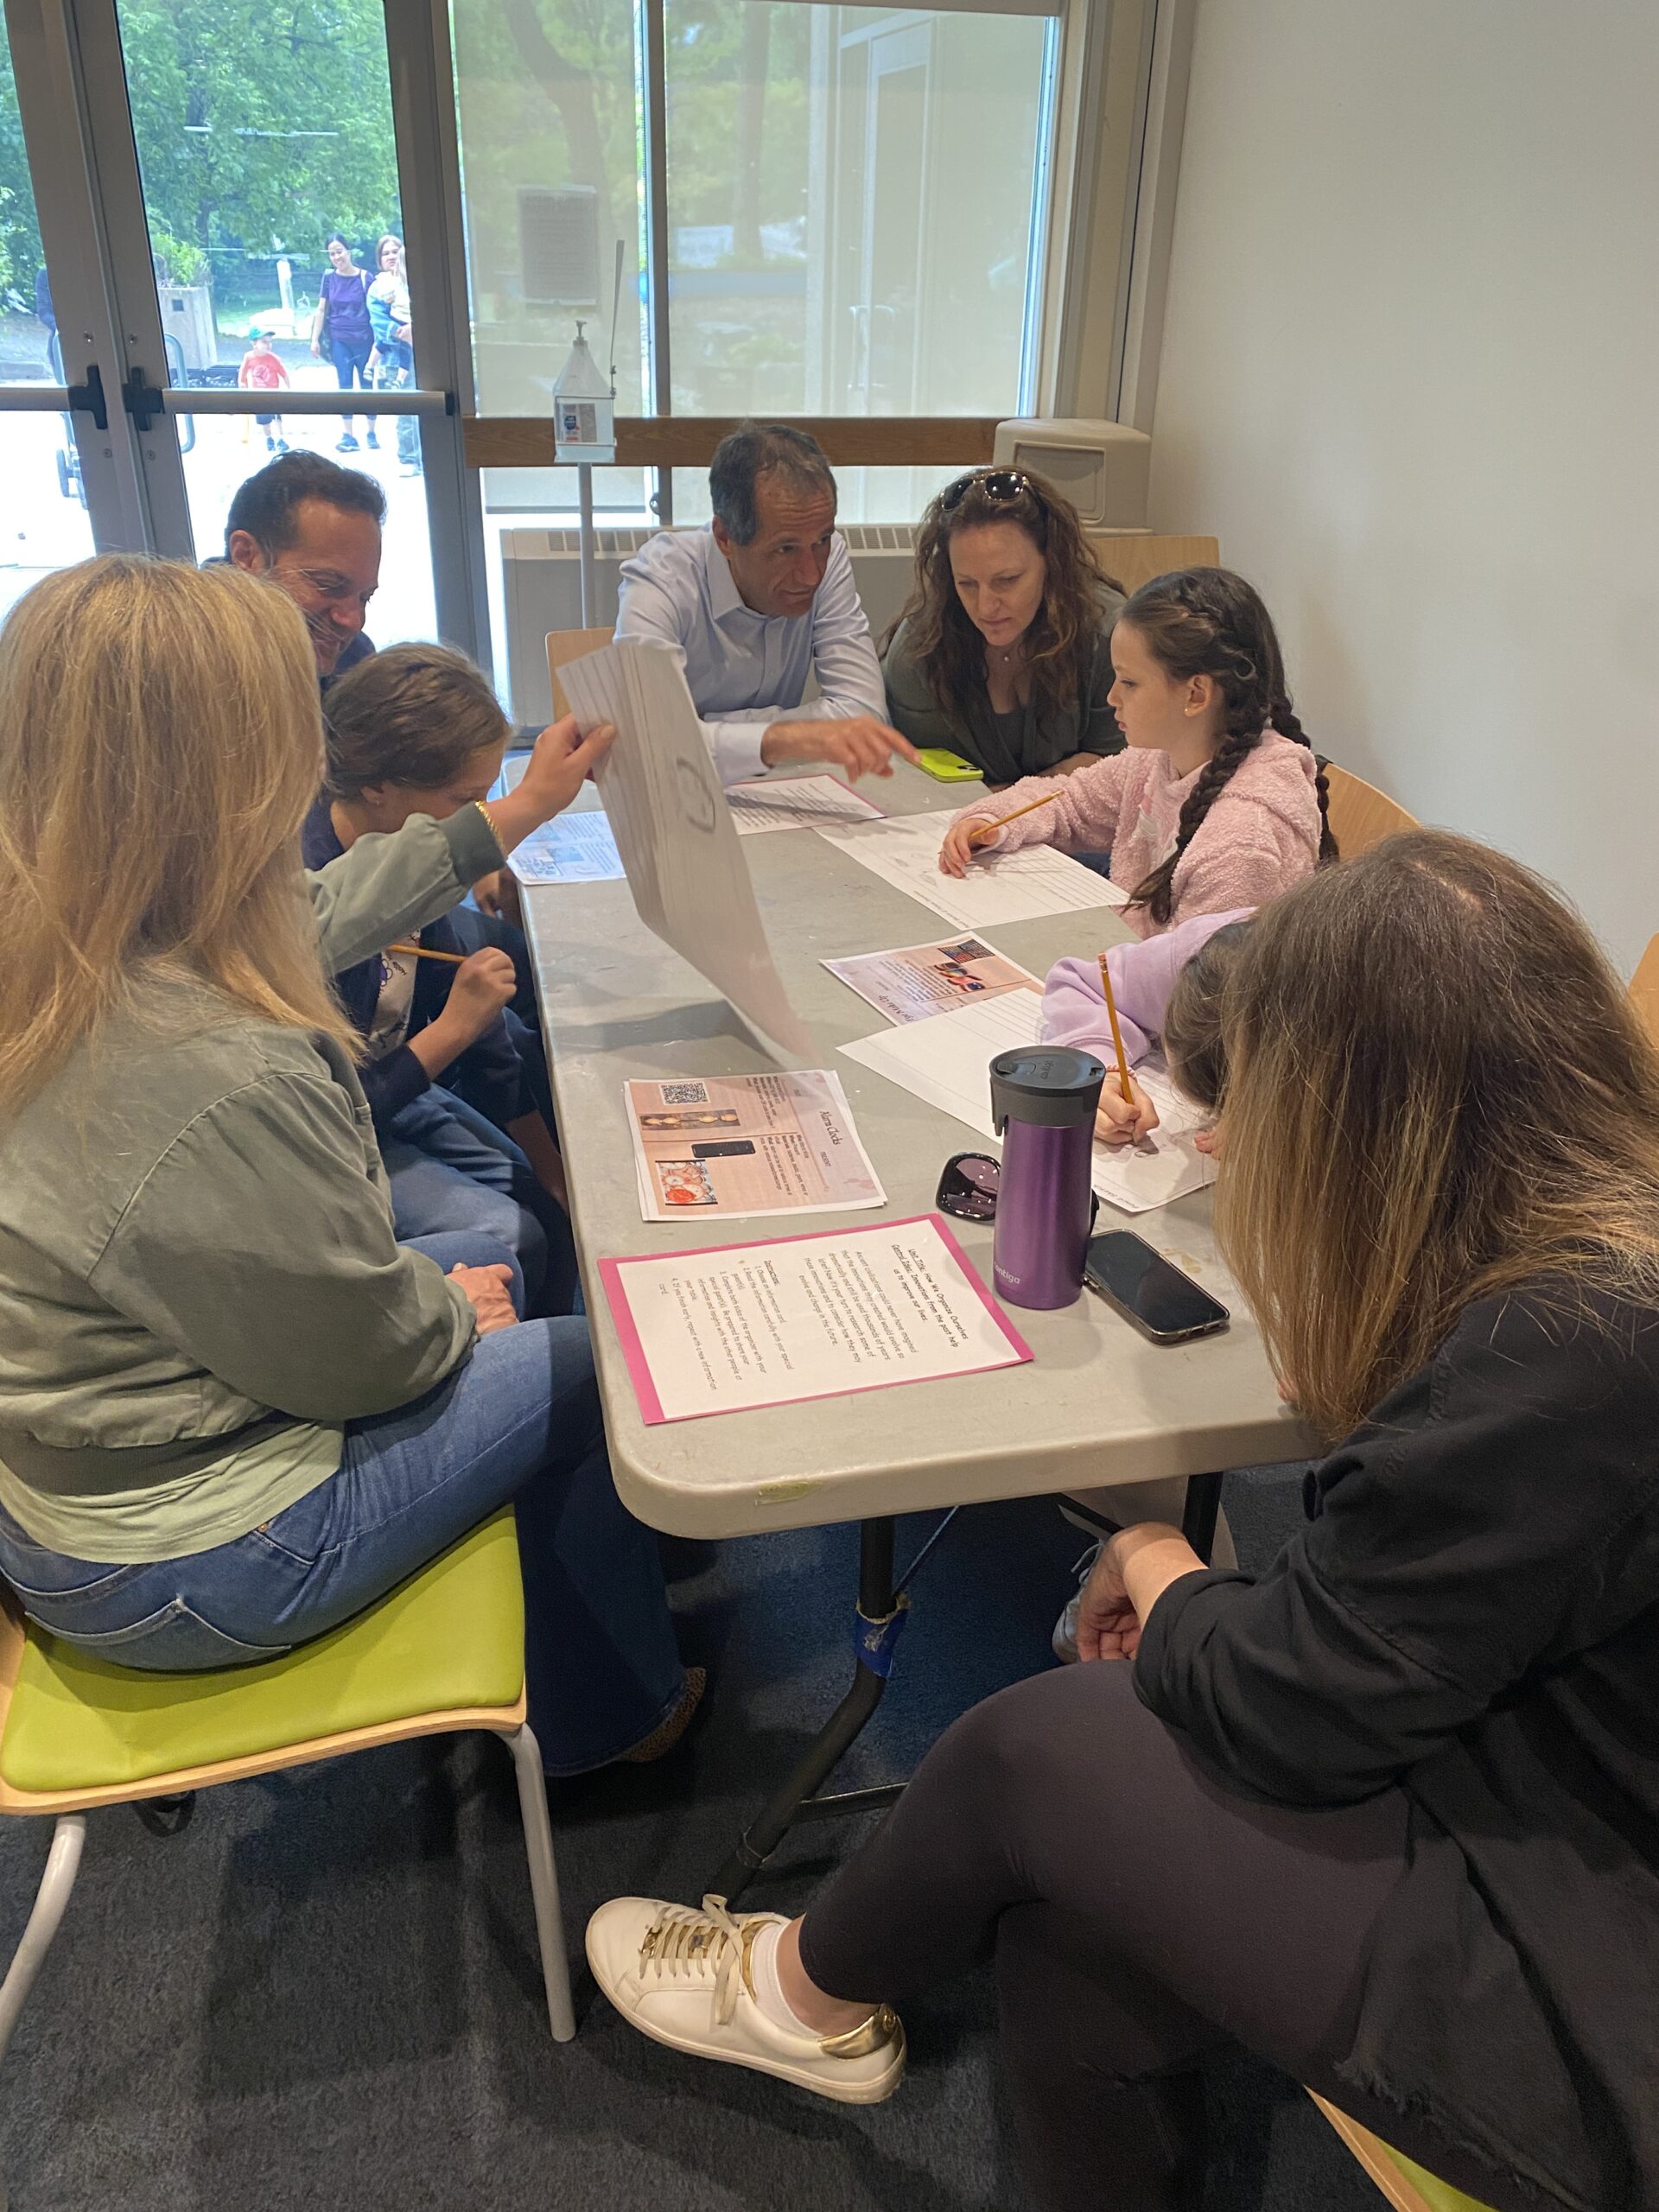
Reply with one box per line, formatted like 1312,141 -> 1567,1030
584,830 -> 1659,2212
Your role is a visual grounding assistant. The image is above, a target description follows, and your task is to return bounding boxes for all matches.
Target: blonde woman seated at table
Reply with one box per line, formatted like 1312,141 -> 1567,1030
586,833 -> 1659,2212
0,558 -> 699,1776
880,467 -> 1127,788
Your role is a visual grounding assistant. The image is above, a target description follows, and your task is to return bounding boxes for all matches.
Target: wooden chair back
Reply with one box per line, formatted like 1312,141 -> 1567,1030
1086,533 -> 1219,595
1628,935 -> 1659,1053
545,626 -> 615,719
1308,2094 -> 1497,2212
1321,762 -> 1419,860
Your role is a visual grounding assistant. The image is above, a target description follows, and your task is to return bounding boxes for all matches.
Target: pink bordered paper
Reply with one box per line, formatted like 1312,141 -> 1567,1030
599,1213 -> 1031,1425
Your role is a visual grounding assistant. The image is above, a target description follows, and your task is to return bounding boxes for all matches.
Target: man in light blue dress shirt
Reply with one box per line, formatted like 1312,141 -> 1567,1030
615,423 -> 919,789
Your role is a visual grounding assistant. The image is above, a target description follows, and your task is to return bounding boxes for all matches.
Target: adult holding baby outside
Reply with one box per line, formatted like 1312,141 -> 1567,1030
0,557 -> 696,1776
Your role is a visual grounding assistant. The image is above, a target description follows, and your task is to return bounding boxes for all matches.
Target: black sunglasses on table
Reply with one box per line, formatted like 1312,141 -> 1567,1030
936,1151 -> 1001,1222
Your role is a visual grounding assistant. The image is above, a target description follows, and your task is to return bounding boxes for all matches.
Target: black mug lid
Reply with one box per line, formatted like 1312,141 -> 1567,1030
989,1046 -> 1106,1133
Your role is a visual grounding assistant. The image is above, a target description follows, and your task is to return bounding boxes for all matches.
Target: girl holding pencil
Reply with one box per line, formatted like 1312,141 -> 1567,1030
1044,909 -> 1256,1144
938,569 -> 1334,937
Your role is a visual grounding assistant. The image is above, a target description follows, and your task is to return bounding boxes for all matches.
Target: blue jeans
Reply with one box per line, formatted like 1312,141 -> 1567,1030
374,338 -> 421,467
383,1088 -> 575,1317
0,1234 -> 684,1776
329,335 -> 373,432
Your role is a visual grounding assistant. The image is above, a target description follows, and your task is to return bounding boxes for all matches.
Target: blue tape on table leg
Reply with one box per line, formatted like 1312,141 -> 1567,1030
855,1596 -> 910,1679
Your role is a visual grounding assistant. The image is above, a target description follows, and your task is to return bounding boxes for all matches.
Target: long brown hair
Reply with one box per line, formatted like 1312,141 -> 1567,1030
323,643 -> 508,799
0,556 -> 353,1116
1214,830 -> 1659,1440
891,469 -> 1122,729
1122,569 -> 1336,926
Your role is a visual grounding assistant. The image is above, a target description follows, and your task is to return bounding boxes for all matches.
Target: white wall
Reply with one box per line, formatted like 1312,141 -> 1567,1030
1146,0 -> 1659,970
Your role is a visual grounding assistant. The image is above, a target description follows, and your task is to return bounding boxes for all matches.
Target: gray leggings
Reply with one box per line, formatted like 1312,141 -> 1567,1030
798,1662 -> 1534,2212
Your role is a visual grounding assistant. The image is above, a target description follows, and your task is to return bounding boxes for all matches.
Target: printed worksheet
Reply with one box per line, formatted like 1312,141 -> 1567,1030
600,1215 -> 1032,1424
625,1070 -> 886,1222
840,994 -> 1215,1215
815,812 -> 1126,929
509,810 -> 625,885
726,775 -> 887,836
823,935 -> 1039,1026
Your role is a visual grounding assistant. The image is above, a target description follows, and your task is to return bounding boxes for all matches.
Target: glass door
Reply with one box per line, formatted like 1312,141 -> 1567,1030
101,0 -> 443,644
2,0 -> 483,660
1,1 -> 107,620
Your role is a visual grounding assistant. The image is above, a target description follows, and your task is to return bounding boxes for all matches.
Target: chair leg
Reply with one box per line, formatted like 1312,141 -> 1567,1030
505,1725 -> 575,2043
0,1811 -> 87,2205
0,1815 -> 86,2072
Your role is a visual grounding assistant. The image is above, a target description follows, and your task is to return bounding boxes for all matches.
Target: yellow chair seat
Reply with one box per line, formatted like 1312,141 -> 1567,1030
0,1510 -> 524,1797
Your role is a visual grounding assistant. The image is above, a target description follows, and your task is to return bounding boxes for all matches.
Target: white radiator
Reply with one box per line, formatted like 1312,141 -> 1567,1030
500,524 -> 923,724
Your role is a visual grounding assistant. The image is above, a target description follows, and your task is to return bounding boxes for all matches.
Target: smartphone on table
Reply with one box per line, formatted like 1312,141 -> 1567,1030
1084,1232 -> 1229,1344
915,747 -> 983,783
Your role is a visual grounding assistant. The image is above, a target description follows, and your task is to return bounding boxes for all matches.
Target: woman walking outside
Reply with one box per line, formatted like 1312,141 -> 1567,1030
310,233 -> 378,454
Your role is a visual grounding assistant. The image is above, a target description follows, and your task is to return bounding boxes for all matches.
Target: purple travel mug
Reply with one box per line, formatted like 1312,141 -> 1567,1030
989,1046 -> 1105,1309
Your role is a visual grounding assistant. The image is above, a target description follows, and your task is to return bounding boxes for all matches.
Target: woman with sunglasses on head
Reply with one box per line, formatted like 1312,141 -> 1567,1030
881,469 -> 1127,787
586,833 -> 1659,2212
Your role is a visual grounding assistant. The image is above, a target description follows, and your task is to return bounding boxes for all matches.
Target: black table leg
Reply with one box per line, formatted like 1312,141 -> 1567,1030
1181,1471 -> 1224,1562
710,1516 -> 904,1904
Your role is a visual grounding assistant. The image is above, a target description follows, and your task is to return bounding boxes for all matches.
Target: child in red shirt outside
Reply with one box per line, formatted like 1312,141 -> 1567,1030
238,327 -> 290,454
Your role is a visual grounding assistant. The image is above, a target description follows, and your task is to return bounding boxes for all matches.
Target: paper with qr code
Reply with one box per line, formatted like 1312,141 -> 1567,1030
625,1071 -> 887,1222
555,636 -> 814,1058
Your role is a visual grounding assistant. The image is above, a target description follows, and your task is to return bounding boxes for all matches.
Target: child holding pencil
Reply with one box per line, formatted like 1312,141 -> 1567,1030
938,569 -> 1334,937
303,645 -> 576,1313
1044,911 -> 1255,1144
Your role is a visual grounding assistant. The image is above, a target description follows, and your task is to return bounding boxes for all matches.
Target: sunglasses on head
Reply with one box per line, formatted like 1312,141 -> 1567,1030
938,469 -> 1041,516
936,1151 -> 1001,1223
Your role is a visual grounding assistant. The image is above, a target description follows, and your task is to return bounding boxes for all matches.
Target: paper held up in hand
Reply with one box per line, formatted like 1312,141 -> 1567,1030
626,1069 -> 886,1223
600,1215 -> 1031,1424
840,989 -> 1216,1215
556,638 -> 813,1058
726,773 -> 887,836
814,811 -> 1128,931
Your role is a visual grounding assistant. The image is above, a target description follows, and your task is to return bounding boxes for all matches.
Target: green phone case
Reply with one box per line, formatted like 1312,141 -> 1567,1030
916,748 -> 982,783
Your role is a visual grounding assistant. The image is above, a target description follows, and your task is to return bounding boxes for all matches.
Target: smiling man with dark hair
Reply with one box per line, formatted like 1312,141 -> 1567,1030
225,452 -> 386,683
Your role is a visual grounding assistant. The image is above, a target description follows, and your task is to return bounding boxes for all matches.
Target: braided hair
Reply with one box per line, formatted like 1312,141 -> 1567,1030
1122,569 -> 1336,926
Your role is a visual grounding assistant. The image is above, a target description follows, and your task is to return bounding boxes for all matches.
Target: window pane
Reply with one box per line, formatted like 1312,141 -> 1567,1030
0,10 -> 98,613
664,2 -> 1048,419
0,15 -> 60,391
111,0 -> 435,642
451,0 -> 647,510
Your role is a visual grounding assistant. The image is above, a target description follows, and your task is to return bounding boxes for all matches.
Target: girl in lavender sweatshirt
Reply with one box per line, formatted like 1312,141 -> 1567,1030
1045,910 -> 1254,1143
939,568 -> 1336,938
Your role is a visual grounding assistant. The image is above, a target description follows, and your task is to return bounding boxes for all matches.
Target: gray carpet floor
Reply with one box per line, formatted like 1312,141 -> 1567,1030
0,1469 -> 1382,2211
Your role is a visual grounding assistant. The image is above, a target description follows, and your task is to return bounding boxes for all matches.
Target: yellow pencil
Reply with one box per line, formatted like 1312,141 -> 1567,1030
968,790 -> 1062,845
387,941 -> 467,965
1097,951 -> 1135,1105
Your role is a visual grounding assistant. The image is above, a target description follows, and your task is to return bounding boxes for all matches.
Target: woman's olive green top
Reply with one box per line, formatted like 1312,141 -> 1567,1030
881,586 -> 1126,786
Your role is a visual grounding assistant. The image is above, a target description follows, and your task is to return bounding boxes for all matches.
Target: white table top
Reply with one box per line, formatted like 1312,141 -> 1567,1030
524,761 -> 1313,1538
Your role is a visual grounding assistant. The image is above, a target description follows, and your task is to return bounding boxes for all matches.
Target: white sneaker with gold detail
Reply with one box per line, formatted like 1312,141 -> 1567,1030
585,1895 -> 906,2105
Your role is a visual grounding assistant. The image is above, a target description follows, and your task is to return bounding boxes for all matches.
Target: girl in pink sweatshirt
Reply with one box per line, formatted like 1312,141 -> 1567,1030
938,569 -> 1335,938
